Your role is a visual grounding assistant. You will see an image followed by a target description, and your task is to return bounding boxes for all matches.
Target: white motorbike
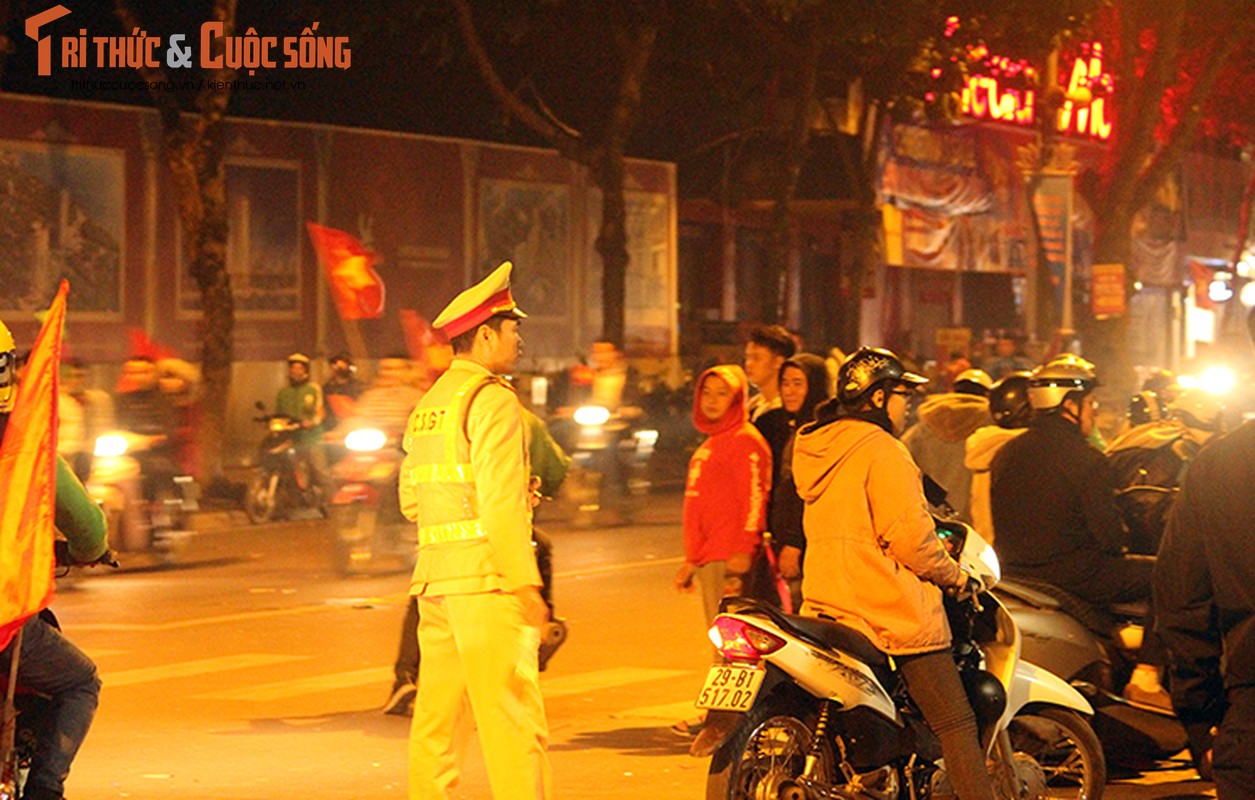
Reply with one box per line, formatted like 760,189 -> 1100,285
695,518 -> 1106,800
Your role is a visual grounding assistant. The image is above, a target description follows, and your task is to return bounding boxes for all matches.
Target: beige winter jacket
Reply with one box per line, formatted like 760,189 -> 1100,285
793,417 -> 966,655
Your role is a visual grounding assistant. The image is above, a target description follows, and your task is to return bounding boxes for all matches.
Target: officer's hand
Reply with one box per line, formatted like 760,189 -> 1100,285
514,586 -> 549,628
778,546 -> 802,580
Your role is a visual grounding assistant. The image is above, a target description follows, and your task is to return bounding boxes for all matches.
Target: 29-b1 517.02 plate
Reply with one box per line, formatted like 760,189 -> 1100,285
695,664 -> 765,712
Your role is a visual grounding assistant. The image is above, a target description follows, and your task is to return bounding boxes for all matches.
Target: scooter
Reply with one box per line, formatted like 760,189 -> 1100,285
994,577 -> 1190,768
696,518 -> 1107,800
86,431 -> 196,565
328,426 -> 414,576
244,403 -> 327,524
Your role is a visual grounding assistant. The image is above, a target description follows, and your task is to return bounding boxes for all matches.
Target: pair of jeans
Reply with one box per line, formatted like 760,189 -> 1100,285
0,614 -> 100,798
897,650 -> 996,800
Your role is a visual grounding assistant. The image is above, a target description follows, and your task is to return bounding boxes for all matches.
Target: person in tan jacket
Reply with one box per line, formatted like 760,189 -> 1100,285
793,347 -> 994,800
401,262 -> 550,800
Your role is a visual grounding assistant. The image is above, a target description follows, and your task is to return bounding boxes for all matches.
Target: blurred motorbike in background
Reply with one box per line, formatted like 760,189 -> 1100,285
328,426 -> 414,576
86,431 -> 196,565
549,404 -> 656,526
244,402 -> 327,524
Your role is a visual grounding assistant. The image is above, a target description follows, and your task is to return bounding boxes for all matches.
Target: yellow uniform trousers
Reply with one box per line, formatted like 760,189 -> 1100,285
408,591 -> 551,800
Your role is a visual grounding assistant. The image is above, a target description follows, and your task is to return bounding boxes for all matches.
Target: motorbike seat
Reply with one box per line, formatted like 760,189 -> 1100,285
997,576 -> 1145,635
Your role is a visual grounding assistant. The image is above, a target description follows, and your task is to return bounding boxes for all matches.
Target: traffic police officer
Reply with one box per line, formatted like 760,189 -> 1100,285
401,262 -> 550,800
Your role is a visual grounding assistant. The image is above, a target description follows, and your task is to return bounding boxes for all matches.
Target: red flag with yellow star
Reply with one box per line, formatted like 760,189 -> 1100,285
0,280 -> 68,651
306,222 -> 385,320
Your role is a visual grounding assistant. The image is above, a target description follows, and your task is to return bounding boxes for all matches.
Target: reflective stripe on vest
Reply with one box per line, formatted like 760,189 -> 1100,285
405,371 -> 500,545
417,519 -> 488,546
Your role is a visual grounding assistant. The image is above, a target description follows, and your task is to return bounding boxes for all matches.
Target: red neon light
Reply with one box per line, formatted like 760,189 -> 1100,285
957,41 -> 1113,141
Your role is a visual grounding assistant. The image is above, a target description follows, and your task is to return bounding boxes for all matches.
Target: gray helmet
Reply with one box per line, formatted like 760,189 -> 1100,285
837,346 -> 927,404
1027,354 -> 1098,411
989,371 -> 1032,428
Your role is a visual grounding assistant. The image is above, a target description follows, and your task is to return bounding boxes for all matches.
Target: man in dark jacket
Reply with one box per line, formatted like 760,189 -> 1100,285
1153,309 -> 1255,796
991,354 -> 1168,706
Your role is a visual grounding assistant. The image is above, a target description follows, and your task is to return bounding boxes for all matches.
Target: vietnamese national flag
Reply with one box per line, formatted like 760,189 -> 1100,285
306,222 -> 385,320
0,280 -> 69,652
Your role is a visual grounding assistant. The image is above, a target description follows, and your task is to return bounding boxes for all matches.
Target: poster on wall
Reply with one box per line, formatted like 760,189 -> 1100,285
477,179 -> 571,320
0,140 -> 123,317
178,160 -> 302,319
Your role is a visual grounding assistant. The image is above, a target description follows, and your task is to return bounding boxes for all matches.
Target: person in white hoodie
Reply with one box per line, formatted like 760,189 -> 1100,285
963,372 -> 1032,543
901,369 -> 992,522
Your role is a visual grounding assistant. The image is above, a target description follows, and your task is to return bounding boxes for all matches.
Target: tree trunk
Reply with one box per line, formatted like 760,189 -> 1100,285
594,151 -> 629,348
191,157 -> 233,481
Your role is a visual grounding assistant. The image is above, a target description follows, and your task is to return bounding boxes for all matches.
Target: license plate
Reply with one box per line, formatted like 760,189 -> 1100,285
695,664 -> 765,711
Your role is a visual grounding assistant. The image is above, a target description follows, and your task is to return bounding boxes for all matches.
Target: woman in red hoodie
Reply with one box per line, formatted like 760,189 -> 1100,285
673,364 -> 771,734
675,365 -> 772,632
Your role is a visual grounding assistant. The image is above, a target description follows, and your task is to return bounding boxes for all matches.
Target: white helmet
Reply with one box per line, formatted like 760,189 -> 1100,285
1168,389 -> 1225,433
1027,354 -> 1098,411
953,368 -> 993,396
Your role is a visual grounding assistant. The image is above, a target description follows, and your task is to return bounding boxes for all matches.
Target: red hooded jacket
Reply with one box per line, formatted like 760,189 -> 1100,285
683,365 -> 772,566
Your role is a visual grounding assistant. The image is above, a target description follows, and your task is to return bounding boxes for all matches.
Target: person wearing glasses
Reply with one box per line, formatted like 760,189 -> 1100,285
792,347 -> 994,800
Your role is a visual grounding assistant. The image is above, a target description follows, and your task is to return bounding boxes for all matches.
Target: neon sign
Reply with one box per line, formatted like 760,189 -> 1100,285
958,42 -> 1113,140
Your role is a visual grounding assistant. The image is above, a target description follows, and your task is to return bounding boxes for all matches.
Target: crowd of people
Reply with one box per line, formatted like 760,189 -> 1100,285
669,314 -> 1255,798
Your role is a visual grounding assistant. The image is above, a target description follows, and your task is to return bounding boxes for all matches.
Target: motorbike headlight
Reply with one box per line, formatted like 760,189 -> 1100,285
573,405 -> 611,427
94,434 -> 129,458
345,428 -> 387,452
269,418 -> 290,432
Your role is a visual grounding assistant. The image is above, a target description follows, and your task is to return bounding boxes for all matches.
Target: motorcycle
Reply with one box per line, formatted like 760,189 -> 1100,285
328,426 -> 414,576
994,578 -> 1190,768
86,431 -> 197,565
1,544 -> 116,800
550,405 -> 656,525
244,403 -> 327,524
695,518 -> 1107,800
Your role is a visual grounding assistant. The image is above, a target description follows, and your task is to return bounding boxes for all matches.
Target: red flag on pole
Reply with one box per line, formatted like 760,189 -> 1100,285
306,222 -> 385,320
0,281 -> 69,651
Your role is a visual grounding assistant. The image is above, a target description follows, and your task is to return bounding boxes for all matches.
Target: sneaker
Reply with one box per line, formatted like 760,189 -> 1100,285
1123,682 -> 1173,712
669,715 -> 706,737
382,682 -> 416,716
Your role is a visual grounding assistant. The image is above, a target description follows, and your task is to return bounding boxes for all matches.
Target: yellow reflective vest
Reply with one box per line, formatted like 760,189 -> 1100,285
400,358 -> 538,596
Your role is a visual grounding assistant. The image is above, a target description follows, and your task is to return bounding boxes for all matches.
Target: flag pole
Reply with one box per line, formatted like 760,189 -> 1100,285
1,625 -> 24,791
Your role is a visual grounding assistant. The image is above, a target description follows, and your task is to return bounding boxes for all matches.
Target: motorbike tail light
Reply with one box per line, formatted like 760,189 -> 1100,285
709,615 -> 786,661
345,428 -> 387,452
94,434 -> 128,458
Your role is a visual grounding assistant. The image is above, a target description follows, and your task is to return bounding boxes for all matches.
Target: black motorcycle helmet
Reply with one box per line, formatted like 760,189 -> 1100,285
1127,390 -> 1164,427
989,371 -> 1032,429
836,347 -> 927,405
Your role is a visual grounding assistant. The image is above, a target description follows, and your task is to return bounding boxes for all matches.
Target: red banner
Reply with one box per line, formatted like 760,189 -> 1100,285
306,222 -> 385,320
0,281 -> 68,651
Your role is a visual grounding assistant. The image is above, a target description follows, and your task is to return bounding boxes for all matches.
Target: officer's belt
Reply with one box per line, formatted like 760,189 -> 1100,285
408,463 -> 476,483
418,519 -> 488,546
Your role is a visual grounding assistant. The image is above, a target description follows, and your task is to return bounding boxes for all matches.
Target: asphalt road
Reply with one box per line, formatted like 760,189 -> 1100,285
42,493 -> 1215,799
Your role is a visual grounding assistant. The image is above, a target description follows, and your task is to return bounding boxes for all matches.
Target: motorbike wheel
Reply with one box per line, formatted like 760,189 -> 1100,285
706,694 -> 831,800
1007,707 -> 1107,800
244,473 -> 278,524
